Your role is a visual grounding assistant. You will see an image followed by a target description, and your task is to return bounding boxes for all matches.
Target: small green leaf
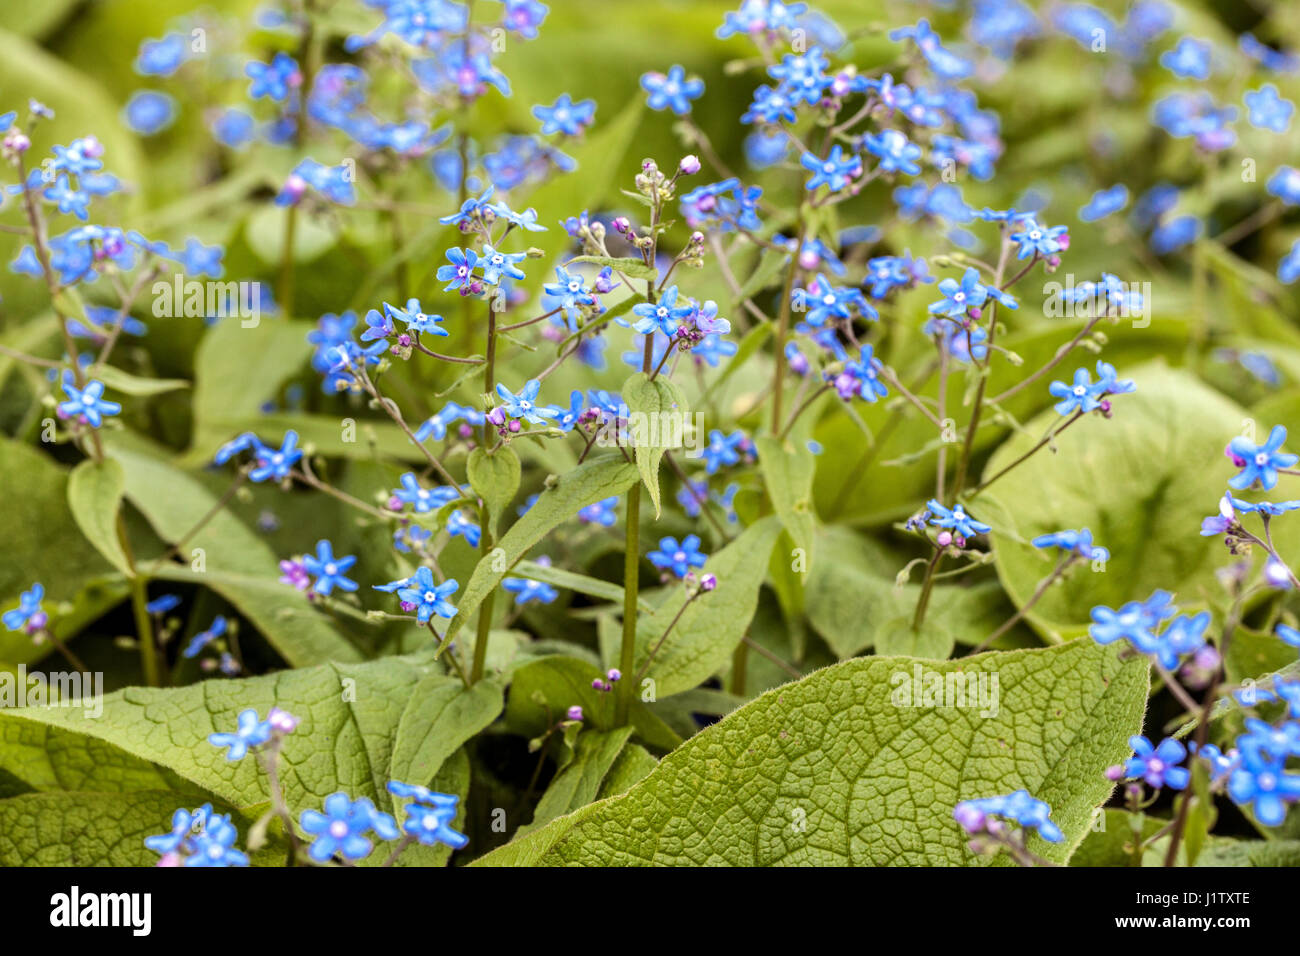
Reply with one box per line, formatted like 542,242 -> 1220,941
67,458 -> 131,576
565,255 -> 657,281
388,675 -> 503,813
518,727 -> 633,836
513,559 -> 654,614
755,436 -> 816,566
93,365 -> 190,397
467,445 -> 521,535
621,372 -> 689,517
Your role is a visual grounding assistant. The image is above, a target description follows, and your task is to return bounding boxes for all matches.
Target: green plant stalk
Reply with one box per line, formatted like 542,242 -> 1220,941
115,511 -> 160,687
616,482 -> 641,726
471,300 -> 499,685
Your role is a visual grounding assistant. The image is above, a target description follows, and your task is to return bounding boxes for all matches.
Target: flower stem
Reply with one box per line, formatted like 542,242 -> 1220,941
616,482 -> 641,725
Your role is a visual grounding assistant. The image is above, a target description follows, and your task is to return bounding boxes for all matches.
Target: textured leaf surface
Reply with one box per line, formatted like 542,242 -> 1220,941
467,446 -> 521,536
485,639 -> 1148,865
520,727 -> 632,835
756,436 -> 816,564
0,653 -> 444,817
974,366 -> 1286,641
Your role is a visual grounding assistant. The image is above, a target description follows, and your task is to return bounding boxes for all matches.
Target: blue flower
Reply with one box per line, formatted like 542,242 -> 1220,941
245,52 -> 300,101
1244,84 -> 1294,133
647,535 -> 708,578
1228,425 -> 1297,491
176,237 -> 225,278
384,297 -> 447,337
836,345 -> 889,402
767,47 -> 829,105
1031,529 -> 1109,562
208,709 -> 273,761
303,540 -> 359,596
1160,36 -> 1211,80
123,91 -> 176,136
145,804 -> 212,855
249,431 -> 302,482
388,783 -> 468,849
801,145 -> 861,192
1267,166 -> 1300,206
1279,624 -> 1300,648
496,379 -> 555,425
863,129 -> 921,176
532,93 -> 595,135
631,285 -> 694,337
1150,612 -> 1210,671
742,85 -> 797,126
1125,736 -> 1190,790
43,175 -> 90,220
543,267 -> 596,328
394,566 -> 459,623
890,19 -> 972,80
953,789 -> 1063,843
300,793 -> 399,863
1008,217 -> 1068,259
702,429 -> 745,474
578,496 -> 618,526
183,615 -> 228,659
58,378 -> 121,428
480,245 -> 527,284
1227,748 -> 1300,826
927,267 -> 987,317
925,500 -> 990,539
551,390 -> 586,433
135,33 -> 189,76
145,593 -> 181,615
1088,590 -> 1175,653
640,65 -> 704,115
1150,215 -> 1202,255
1079,185 -> 1129,222
393,473 -> 458,513
185,814 -> 250,867
439,187 -> 495,226
502,577 -> 559,605
1280,241 -> 1300,285
436,247 -> 480,292
3,583 -> 46,632
445,509 -> 482,547
1048,367 -> 1103,416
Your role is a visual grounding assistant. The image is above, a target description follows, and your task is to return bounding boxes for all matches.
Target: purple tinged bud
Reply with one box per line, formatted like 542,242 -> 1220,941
607,668 -> 622,682
458,423 -> 474,438
679,154 -> 701,175
699,573 -> 718,592
937,531 -> 953,547
507,419 -> 521,433
387,496 -> 404,512
612,216 -> 631,234
487,407 -> 507,427
268,707 -> 299,733
566,705 -> 584,721
1105,764 -> 1124,781
953,803 -> 985,833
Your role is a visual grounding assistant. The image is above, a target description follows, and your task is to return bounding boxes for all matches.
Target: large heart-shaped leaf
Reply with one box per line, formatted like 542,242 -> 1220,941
475,639 -> 1148,866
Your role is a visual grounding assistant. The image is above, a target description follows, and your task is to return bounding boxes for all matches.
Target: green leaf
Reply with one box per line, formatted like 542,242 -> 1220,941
466,445 -> 521,536
485,639 -> 1148,865
0,790 -> 283,867
440,455 -> 639,648
513,559 -> 653,614
634,516 -> 782,697
621,372 -> 689,518
93,365 -> 190,397
0,439 -> 115,666
67,458 -> 131,576
519,727 -> 633,836
0,719 -> 176,796
973,365 -> 1280,641
0,653 -> 447,818
388,674 -> 503,813
565,255 -> 656,281
598,743 -> 658,798
755,436 -> 816,565
245,205 -> 339,266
